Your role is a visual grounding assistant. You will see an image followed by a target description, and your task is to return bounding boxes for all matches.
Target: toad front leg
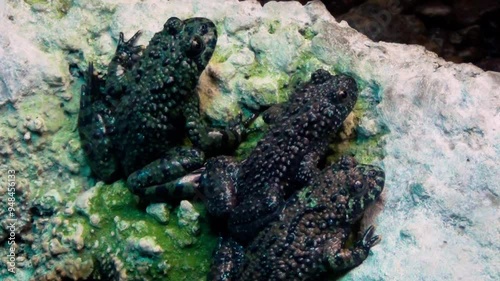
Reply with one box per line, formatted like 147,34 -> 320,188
184,94 -> 257,157
200,156 -> 239,218
326,226 -> 381,271
104,30 -> 144,98
208,237 -> 244,281
126,147 -> 205,202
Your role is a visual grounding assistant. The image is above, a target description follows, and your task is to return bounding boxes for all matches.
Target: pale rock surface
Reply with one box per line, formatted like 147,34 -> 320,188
0,0 -> 498,280
146,203 -> 171,224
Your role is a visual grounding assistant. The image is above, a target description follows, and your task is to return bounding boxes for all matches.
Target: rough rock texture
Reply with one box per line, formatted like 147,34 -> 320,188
0,0 -> 498,280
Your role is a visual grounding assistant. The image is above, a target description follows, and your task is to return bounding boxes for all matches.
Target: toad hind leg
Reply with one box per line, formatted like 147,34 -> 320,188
78,62 -> 119,182
185,95 -> 258,156
126,147 -> 205,202
200,156 -> 239,219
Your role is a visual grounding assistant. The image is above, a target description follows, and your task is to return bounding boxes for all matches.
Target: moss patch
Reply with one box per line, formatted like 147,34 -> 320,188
299,26 -> 318,40
68,181 -> 218,280
267,20 -> 280,34
288,52 -> 324,89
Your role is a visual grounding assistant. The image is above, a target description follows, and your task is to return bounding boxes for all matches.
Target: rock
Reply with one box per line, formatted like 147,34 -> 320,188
94,253 -> 128,281
70,223 -> 85,251
25,116 -> 46,133
127,236 -> 164,256
164,200 -> 202,248
74,184 -> 98,217
89,214 -> 100,227
0,20 -> 65,105
146,203 -> 170,225
32,189 -> 62,216
49,238 -> 69,255
114,216 -> 130,232
176,200 -> 200,236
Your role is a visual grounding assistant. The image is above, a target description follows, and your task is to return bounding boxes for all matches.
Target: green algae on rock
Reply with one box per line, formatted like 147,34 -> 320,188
65,181 -> 216,281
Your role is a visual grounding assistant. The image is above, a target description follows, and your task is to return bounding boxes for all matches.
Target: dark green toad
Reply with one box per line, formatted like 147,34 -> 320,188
78,17 -> 245,201
210,156 -> 385,281
200,70 -> 359,242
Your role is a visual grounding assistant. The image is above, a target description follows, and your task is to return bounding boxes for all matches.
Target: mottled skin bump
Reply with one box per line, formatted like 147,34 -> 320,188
208,238 -> 244,281
212,156 -> 385,281
78,17 -> 245,201
200,69 -> 359,242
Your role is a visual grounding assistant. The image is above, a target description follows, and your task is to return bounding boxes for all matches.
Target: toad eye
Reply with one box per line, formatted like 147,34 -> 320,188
187,35 -> 205,57
352,180 -> 364,192
199,24 -> 208,35
368,170 -> 377,177
338,89 -> 347,99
